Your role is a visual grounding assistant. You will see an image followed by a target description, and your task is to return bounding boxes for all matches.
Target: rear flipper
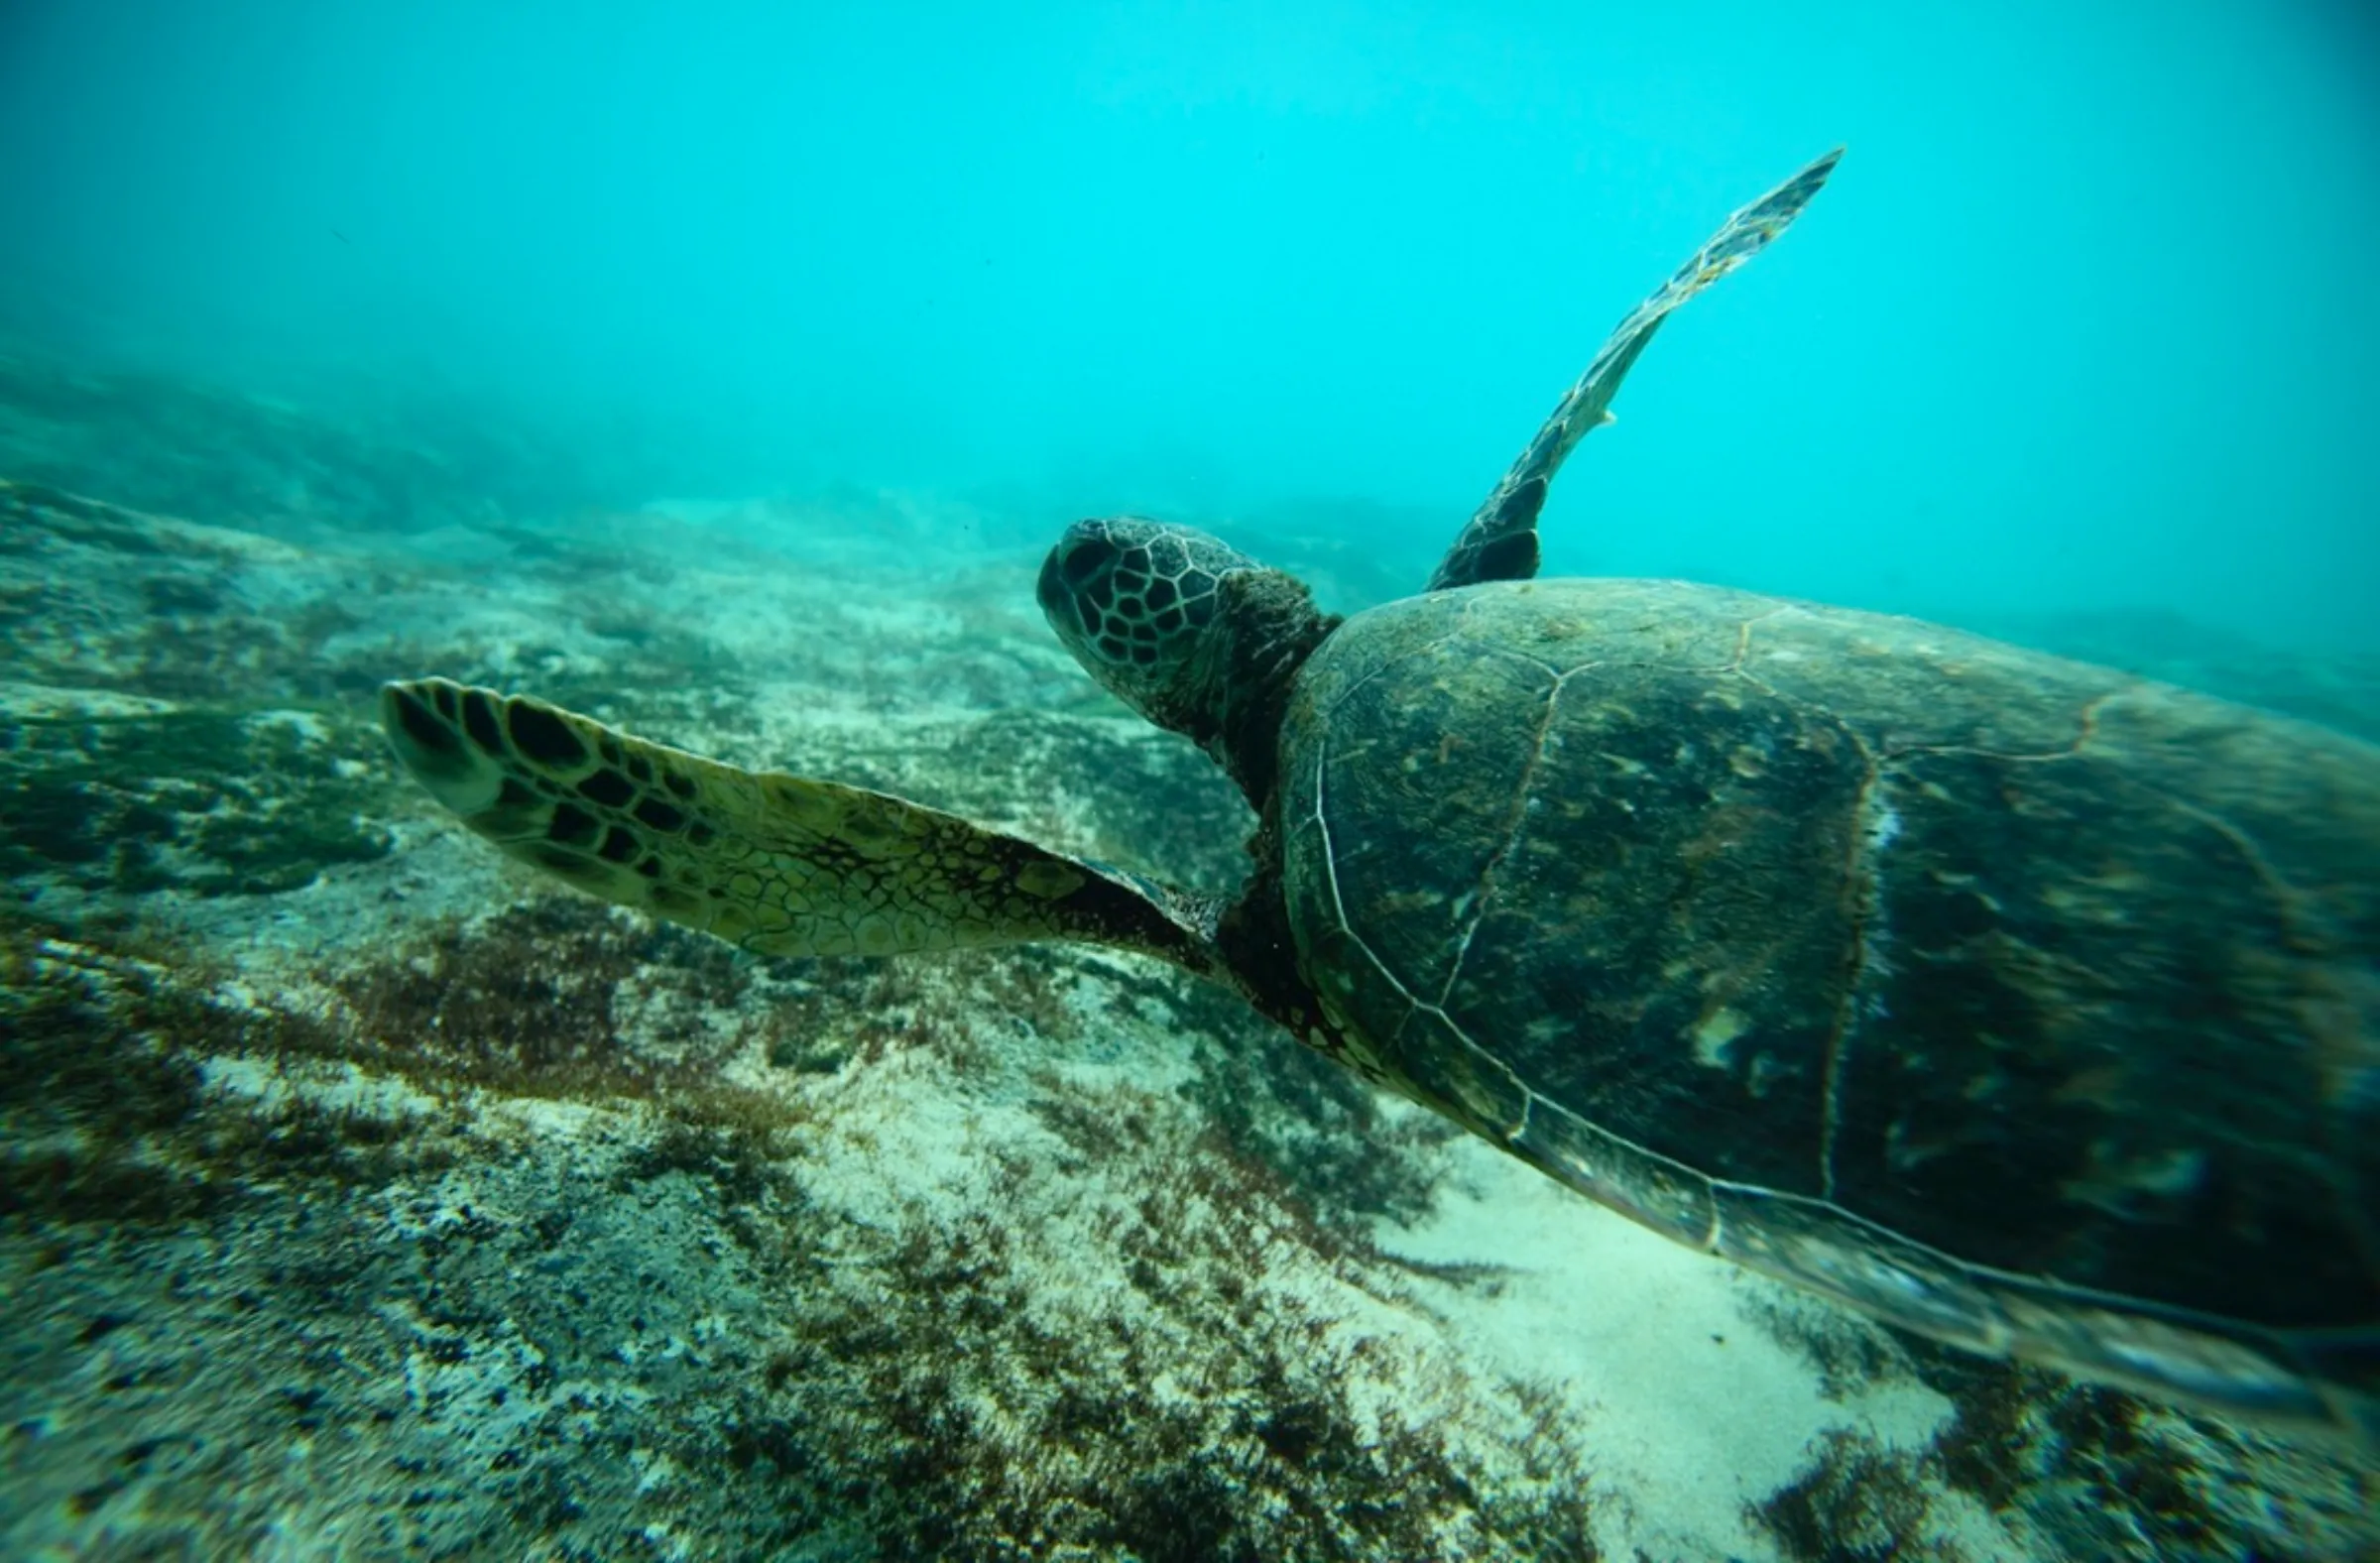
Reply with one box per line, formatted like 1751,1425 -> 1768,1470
1429,147 -> 1842,591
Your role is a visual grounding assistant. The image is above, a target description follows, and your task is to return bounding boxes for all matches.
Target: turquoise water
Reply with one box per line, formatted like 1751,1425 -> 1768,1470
4,0 -> 2375,648
3,5 -> 2378,1560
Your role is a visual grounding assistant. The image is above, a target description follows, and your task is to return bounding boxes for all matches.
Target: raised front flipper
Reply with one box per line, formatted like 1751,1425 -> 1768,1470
379,678 -> 1225,973
1428,147 -> 1842,592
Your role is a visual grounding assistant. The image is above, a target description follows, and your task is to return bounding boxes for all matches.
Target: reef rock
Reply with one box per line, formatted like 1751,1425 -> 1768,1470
2,463 -> 2373,1561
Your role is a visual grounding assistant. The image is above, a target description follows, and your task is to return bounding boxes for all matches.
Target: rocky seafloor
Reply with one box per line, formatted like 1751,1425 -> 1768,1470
0,356 -> 2374,1561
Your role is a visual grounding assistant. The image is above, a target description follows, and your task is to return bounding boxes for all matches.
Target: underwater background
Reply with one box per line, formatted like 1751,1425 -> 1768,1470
1,2 -> 2376,1560
6,0 -> 2379,650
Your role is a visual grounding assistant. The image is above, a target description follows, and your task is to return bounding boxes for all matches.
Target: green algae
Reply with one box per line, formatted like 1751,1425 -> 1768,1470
0,897 -> 1606,1562
0,705 -> 393,899
0,913 -> 441,1231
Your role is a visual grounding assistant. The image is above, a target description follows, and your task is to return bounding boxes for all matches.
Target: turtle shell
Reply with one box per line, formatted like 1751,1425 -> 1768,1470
1274,576 -> 2379,1436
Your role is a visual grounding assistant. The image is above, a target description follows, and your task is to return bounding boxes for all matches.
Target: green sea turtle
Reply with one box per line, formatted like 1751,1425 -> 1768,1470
381,150 -> 2379,1443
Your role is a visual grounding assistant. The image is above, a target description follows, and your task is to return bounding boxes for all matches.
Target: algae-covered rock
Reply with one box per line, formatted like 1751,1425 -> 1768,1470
0,904 -> 1606,1560
1,470 -> 2372,1562
1,697 -> 394,901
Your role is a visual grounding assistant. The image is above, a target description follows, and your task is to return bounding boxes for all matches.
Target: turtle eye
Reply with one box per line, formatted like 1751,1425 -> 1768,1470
1037,541 -> 1100,635
1061,537 -> 1116,585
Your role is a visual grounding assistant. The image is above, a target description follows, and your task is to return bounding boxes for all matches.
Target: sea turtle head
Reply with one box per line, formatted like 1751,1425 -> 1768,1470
1038,516 -> 1337,804
1037,518 -> 1257,711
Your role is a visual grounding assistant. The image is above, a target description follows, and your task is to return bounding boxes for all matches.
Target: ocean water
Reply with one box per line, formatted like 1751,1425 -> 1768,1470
1,3 -> 2376,1560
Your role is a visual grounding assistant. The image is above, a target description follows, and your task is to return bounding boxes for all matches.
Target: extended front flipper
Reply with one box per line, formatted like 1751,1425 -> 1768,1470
1428,147 -> 1842,592
379,678 -> 1229,977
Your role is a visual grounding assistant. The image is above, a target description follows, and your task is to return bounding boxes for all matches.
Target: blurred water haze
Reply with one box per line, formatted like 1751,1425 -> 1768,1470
3,0 -> 2375,649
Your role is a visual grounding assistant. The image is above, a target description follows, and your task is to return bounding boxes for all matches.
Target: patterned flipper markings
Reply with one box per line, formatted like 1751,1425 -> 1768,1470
379,678 -> 1219,968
